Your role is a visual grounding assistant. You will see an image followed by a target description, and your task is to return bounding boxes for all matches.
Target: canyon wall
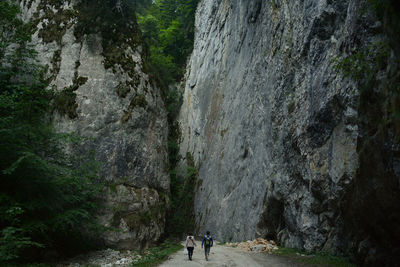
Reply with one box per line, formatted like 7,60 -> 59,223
179,0 -> 400,264
21,0 -> 169,249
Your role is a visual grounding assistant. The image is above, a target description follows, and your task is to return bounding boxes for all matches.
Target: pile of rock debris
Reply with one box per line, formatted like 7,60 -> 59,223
225,238 -> 278,253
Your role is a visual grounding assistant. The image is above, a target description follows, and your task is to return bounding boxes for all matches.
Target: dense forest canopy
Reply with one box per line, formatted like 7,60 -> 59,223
136,0 -> 199,87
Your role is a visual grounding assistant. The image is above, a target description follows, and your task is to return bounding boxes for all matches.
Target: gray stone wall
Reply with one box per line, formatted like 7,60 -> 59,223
179,0 -> 400,264
21,0 -> 169,249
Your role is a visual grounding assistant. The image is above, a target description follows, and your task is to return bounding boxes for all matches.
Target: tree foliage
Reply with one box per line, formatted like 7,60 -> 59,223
137,0 -> 200,88
75,0 -> 138,38
135,0 -> 200,238
0,1 -> 103,262
164,153 -> 198,238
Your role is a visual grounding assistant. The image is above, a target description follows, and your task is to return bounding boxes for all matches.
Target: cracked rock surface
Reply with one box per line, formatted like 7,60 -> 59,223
21,0 -> 169,249
178,0 -> 400,265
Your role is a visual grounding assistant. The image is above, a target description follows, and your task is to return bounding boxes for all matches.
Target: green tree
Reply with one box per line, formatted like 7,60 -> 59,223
137,0 -> 200,87
0,1 -> 103,262
135,0 -> 200,238
138,14 -> 160,44
160,20 -> 185,63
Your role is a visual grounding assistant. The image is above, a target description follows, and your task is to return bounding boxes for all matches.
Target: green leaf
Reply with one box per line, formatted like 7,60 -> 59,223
2,152 -> 35,175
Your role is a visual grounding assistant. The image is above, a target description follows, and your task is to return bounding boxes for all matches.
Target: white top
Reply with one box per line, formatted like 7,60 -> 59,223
186,236 -> 197,247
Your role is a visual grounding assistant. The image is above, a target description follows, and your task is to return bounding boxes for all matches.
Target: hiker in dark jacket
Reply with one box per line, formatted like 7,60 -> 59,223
201,231 -> 213,261
185,233 -> 196,261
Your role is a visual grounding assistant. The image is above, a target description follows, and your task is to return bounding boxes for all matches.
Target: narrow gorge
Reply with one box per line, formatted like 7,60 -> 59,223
1,0 -> 399,266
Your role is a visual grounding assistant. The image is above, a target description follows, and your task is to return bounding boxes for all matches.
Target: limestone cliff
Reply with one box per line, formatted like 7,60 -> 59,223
20,0 -> 169,249
179,0 -> 400,265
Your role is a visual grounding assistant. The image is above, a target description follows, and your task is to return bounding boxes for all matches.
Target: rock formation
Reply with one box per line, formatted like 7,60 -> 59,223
20,0 -> 169,249
179,0 -> 400,265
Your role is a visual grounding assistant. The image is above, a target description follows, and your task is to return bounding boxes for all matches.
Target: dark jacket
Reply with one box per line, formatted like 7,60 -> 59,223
202,234 -> 213,247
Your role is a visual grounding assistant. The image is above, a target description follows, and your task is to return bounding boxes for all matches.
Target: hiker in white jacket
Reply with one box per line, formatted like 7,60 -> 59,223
185,233 -> 197,261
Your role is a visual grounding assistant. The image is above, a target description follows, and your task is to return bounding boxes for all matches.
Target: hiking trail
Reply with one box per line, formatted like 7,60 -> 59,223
159,242 -> 307,267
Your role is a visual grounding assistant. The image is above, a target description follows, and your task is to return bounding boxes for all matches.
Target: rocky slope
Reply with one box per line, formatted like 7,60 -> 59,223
179,0 -> 400,265
20,0 -> 169,249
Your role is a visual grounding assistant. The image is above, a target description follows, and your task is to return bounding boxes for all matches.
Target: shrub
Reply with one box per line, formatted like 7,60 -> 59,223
0,2 -> 104,262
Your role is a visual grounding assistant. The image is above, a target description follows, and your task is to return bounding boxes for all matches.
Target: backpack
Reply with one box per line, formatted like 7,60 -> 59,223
205,235 -> 212,246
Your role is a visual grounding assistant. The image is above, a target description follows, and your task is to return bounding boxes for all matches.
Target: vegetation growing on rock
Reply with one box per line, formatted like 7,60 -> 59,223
53,75 -> 88,119
137,0 -> 199,88
0,2 -> 104,263
75,0 -> 142,75
31,0 -> 77,45
132,0 -> 200,238
164,152 -> 198,237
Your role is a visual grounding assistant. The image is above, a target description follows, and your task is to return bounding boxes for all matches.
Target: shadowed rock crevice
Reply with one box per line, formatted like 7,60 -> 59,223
257,196 -> 285,241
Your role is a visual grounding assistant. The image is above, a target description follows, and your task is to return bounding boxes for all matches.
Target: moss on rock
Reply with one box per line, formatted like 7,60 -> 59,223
53,72 -> 88,119
49,49 -> 62,80
111,204 -> 163,231
53,89 -> 78,119
130,94 -> 147,109
120,94 -> 148,123
115,82 -> 131,98
32,1 -> 77,45
74,0 -> 143,79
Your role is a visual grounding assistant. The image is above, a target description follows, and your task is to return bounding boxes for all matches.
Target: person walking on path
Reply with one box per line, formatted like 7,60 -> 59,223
185,233 -> 196,261
201,231 -> 213,261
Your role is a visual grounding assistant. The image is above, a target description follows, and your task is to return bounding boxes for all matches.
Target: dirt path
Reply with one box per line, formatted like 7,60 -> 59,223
159,243 -> 305,267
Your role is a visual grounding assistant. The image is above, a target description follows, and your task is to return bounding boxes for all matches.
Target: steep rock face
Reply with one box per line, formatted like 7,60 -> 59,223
21,0 -> 169,249
179,0 -> 400,264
